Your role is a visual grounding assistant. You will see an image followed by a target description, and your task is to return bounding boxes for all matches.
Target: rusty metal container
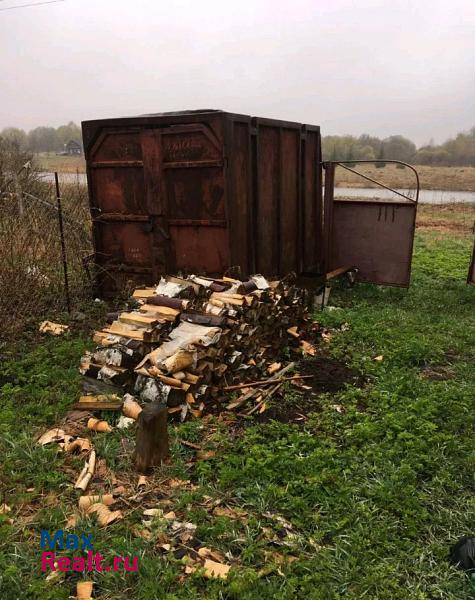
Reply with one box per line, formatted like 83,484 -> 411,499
82,110 -> 322,296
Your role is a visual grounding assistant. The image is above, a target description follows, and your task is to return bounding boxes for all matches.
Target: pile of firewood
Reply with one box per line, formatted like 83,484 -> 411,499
79,273 -> 318,419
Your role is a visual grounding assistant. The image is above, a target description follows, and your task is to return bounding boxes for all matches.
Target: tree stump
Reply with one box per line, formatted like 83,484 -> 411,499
134,402 -> 169,473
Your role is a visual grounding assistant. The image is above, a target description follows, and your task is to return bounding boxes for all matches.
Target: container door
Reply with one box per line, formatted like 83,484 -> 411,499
87,128 -> 162,296
468,240 -> 475,285
323,162 -> 418,287
156,124 -> 229,274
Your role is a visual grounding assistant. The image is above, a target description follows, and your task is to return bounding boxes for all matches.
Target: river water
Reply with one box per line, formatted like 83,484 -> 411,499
39,173 -> 475,205
334,187 -> 475,204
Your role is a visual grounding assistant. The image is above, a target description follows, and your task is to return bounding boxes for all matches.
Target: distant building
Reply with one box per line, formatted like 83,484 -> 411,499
65,140 -> 82,155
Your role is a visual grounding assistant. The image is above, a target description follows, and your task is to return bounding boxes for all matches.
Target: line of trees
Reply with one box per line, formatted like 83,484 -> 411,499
323,126 -> 475,166
1,121 -> 475,166
0,122 -> 82,154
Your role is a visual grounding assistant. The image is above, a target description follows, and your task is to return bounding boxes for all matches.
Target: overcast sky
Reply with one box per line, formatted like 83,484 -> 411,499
1,0 -> 474,145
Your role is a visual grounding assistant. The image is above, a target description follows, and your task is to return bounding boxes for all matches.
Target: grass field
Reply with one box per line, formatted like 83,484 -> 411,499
36,153 -> 86,174
416,202 -> 475,233
35,153 -> 475,193
0,212 -> 474,599
334,163 -> 475,192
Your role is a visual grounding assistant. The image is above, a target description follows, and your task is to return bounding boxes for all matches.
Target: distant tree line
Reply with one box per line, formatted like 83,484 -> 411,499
1,121 -> 475,166
323,126 -> 475,166
0,122 -> 82,154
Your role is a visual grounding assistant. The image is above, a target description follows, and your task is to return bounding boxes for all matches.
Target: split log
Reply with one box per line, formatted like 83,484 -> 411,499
180,312 -> 226,328
237,280 -> 258,294
154,373 -> 184,388
209,282 -> 228,292
118,312 -> 160,327
132,287 -> 156,299
80,270 -> 317,423
74,394 -> 122,411
162,350 -> 195,373
166,387 -> 186,407
139,304 -> 180,320
134,402 -> 169,473
147,295 -> 189,310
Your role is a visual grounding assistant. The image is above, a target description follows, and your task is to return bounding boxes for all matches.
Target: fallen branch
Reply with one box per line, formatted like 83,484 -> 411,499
223,374 -> 312,392
246,381 -> 283,415
226,362 -> 296,410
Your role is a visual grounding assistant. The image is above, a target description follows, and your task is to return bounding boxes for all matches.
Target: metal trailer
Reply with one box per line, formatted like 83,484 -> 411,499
82,109 -> 419,296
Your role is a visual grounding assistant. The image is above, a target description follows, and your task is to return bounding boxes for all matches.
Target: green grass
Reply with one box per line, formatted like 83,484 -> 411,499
0,230 -> 474,599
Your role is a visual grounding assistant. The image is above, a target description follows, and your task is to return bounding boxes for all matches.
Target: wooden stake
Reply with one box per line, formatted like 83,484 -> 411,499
134,403 -> 169,474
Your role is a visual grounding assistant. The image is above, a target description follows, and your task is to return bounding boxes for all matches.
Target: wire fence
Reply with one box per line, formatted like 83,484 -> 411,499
1,162 -> 473,339
0,170 -> 93,338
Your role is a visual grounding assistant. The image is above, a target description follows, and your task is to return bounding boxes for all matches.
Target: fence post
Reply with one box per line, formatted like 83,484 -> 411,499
54,172 -> 71,313
13,172 -> 24,215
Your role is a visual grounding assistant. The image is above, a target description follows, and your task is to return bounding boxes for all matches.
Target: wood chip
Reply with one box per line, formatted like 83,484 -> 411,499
38,428 -> 66,445
122,397 -> 142,420
87,502 -> 123,527
203,559 -> 230,579
65,512 -> 79,530
213,505 -> 248,522
185,564 -> 197,574
77,581 -> 94,600
87,417 -> 113,433
196,450 -> 216,460
300,340 -> 316,356
74,450 -> 96,491
287,326 -> 300,338
132,526 -> 153,540
143,508 -> 163,517
117,415 -> 135,429
267,362 -> 282,375
64,438 -> 92,453
39,321 -> 69,336
159,543 -> 172,551
79,494 -> 115,511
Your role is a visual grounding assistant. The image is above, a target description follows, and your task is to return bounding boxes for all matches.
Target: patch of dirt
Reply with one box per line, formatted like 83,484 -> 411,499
254,357 -> 363,425
419,366 -> 455,381
297,356 -> 362,394
419,362 -> 456,381
416,220 -> 471,233
419,352 -> 459,381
